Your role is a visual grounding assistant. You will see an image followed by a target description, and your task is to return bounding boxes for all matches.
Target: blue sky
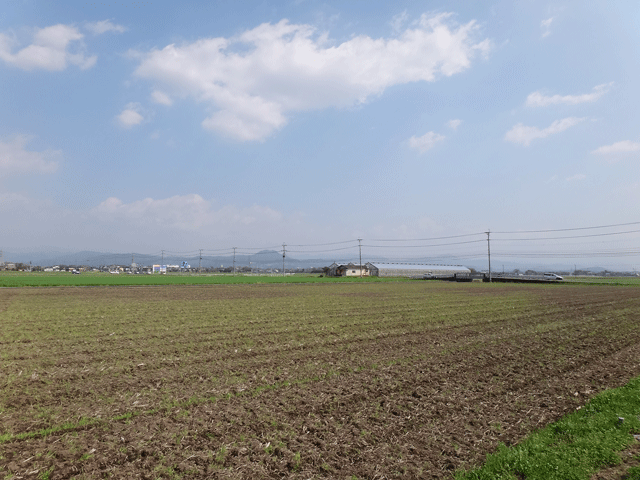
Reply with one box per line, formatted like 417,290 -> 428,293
2,0 -> 640,268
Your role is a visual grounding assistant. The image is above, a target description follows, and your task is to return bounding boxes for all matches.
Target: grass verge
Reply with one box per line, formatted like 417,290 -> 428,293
456,375 -> 640,480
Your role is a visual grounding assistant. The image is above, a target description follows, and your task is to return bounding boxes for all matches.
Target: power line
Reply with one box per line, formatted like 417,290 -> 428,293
494,228 -> 640,241
370,232 -> 485,242
286,239 -> 358,247
287,245 -> 358,254
363,239 -> 485,248
495,251 -> 640,258
493,220 -> 640,234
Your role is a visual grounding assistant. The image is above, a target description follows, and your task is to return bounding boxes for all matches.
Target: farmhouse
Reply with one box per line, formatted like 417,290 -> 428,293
327,263 -> 370,277
367,263 -> 471,278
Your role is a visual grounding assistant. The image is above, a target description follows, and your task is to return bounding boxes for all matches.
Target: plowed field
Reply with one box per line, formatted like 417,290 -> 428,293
1,282 -> 640,479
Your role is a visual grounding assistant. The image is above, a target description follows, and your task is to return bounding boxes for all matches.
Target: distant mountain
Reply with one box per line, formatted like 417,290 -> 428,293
0,250 -> 631,273
2,249 -> 328,269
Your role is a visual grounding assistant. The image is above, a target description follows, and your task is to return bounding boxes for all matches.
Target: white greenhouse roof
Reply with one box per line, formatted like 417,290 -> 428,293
369,263 -> 470,272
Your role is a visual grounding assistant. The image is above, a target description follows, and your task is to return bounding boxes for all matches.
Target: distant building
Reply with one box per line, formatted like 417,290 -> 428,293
367,263 -> 471,278
327,263 -> 371,277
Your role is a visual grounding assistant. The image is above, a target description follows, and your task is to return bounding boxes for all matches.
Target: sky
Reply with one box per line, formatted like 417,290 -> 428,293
2,0 -> 640,268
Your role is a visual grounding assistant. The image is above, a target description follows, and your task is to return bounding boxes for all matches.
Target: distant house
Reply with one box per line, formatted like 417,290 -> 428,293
327,263 -> 371,277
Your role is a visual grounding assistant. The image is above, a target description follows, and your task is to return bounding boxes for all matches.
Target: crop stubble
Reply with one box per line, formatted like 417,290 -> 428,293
1,282 -> 640,478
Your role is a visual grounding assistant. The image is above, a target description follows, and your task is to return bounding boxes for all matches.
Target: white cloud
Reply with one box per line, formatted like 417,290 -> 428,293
390,10 -> 409,33
526,83 -> 612,107
504,117 -> 586,146
0,135 -> 60,176
92,194 -> 284,231
446,119 -> 462,130
408,131 -> 445,153
0,24 -> 96,71
117,103 -> 144,127
591,140 -> 640,155
566,173 -> 586,182
151,90 -> 173,106
540,17 -> 554,38
133,13 -> 491,141
85,20 -> 126,35
0,190 -> 305,250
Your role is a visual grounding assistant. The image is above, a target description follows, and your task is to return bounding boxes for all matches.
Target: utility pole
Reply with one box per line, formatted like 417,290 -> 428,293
358,238 -> 363,277
161,250 -> 164,264
233,247 -> 236,276
282,243 -> 286,277
198,249 -> 202,273
486,230 -> 492,283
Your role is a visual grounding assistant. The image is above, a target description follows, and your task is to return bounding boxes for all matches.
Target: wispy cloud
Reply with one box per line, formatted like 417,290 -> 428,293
591,140 -> 640,155
566,173 -> 586,182
151,90 -> 172,106
446,119 -> 462,130
526,83 -> 612,107
540,17 -> 554,38
0,24 -> 96,71
133,13 -> 491,141
0,135 -> 60,175
117,103 -> 144,128
92,194 -> 284,231
408,131 -> 445,153
85,20 -> 126,35
505,117 -> 586,146
389,10 -> 409,33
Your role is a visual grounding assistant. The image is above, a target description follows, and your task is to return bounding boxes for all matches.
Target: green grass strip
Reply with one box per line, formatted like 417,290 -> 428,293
0,272 -> 409,288
456,375 -> 640,480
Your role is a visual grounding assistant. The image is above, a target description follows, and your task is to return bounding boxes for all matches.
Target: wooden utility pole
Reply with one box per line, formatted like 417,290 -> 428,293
486,230 -> 492,283
358,239 -> 363,277
282,243 -> 286,277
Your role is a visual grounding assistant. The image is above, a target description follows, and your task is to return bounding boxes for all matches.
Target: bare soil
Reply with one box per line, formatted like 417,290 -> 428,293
1,282 -> 640,479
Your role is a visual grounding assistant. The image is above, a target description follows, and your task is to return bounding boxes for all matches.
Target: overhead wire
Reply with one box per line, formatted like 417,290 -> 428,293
493,228 -> 640,241
493,220 -> 640,234
370,232 -> 485,242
